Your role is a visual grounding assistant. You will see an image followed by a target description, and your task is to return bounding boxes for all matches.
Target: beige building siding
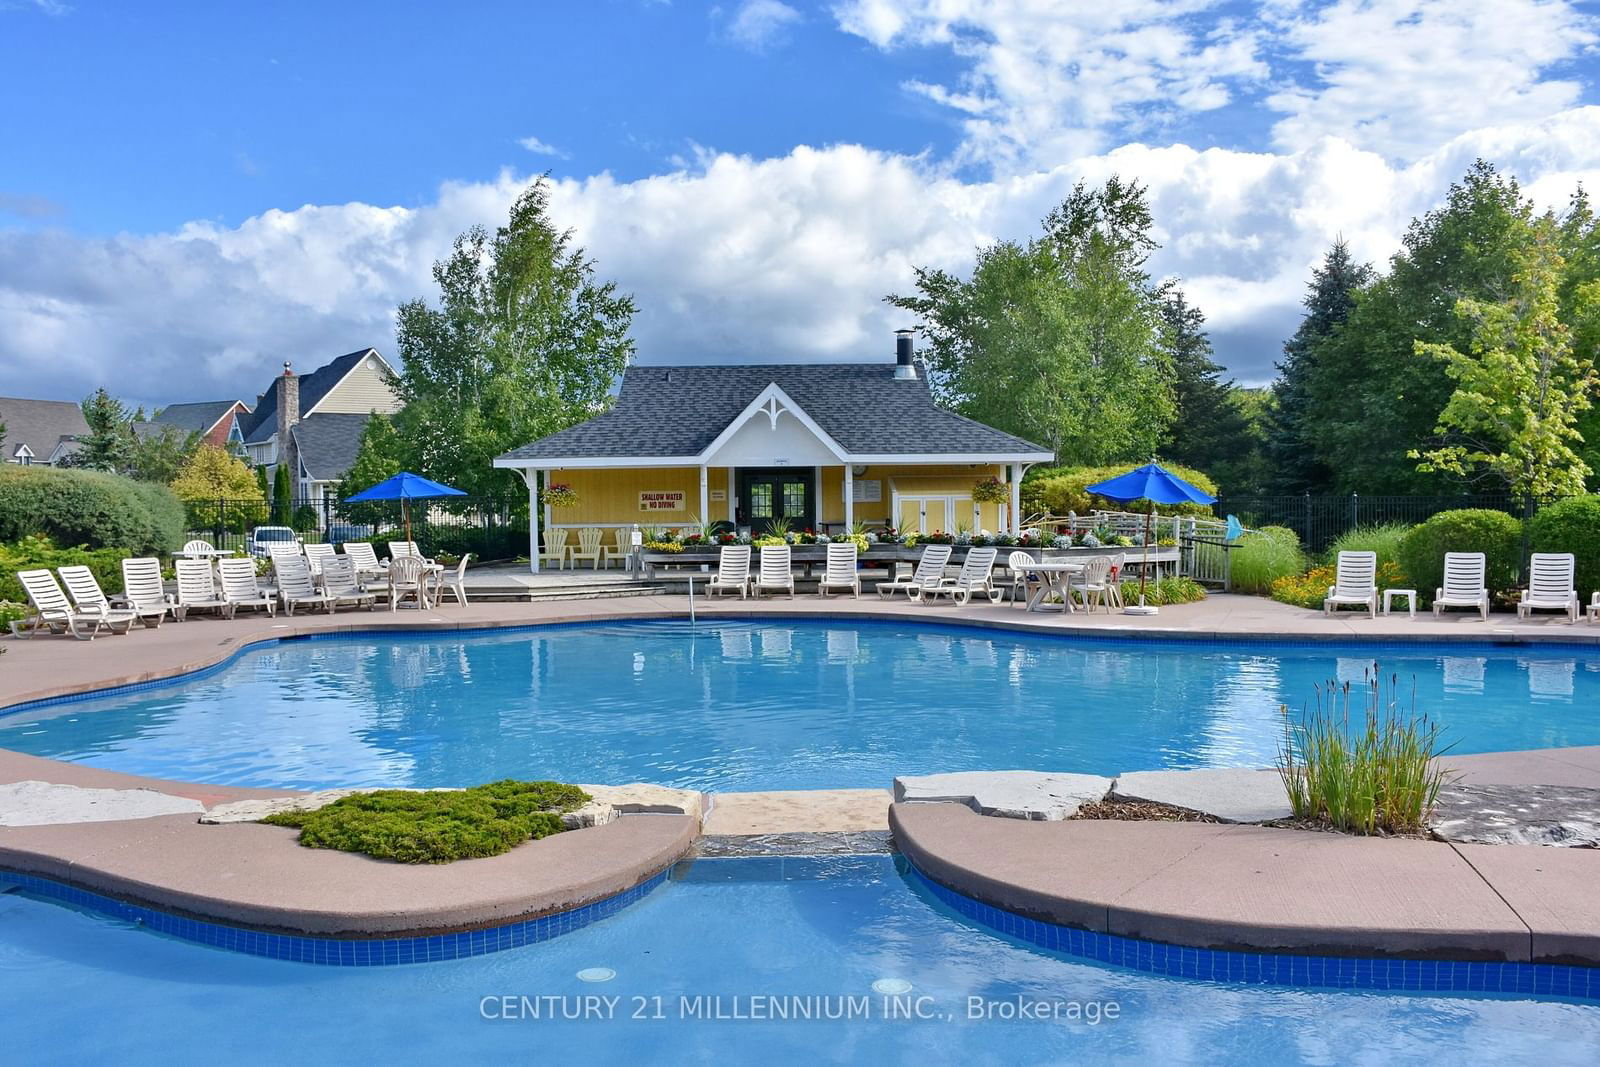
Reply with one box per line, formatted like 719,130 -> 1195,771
821,463 -> 1006,531
314,356 -> 401,415
547,467 -> 707,525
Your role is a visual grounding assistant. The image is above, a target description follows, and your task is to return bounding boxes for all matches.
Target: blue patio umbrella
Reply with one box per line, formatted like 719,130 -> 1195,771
343,471 -> 466,546
1086,462 -> 1217,615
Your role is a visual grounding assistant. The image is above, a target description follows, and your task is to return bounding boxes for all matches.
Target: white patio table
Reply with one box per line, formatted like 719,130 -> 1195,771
1021,560 -> 1087,613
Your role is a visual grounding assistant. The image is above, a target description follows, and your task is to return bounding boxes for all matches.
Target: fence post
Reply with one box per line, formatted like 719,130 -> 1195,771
215,497 -> 225,547
1349,492 -> 1359,532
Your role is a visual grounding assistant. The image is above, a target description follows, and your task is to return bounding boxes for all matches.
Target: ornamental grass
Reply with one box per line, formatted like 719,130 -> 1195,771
1276,668 -> 1451,836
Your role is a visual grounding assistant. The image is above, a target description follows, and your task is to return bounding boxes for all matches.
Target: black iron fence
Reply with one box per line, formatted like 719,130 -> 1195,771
181,497 -> 529,561
1213,493 -> 1530,552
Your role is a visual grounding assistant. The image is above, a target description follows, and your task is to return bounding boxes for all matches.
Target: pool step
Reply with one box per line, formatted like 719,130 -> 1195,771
470,581 -> 667,602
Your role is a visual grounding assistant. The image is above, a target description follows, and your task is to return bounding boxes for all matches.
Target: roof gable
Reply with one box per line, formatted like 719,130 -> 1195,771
148,400 -> 244,436
0,396 -> 90,462
495,363 -> 1051,466
241,349 -> 386,444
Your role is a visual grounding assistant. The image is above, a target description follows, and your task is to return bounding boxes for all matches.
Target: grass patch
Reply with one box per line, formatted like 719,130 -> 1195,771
1229,528 -> 1306,595
1325,523 -> 1410,577
1276,668 -> 1450,836
262,780 -> 592,864
1117,575 -> 1206,606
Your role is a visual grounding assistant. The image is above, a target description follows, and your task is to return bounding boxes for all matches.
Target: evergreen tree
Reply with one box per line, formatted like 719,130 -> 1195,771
70,388 -> 133,472
1265,239 -> 1373,493
272,462 -> 292,524
255,464 -> 270,498
1157,281 -> 1250,486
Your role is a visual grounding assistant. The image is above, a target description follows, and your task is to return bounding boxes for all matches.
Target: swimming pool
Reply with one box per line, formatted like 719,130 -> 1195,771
3,855 -> 1596,1065
3,620 -> 1598,791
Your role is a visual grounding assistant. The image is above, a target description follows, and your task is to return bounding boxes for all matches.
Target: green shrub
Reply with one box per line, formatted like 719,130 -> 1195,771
1230,529 -> 1306,595
1397,509 -> 1521,601
1021,461 -> 1218,518
1271,561 -> 1407,610
0,534 -> 135,604
1528,496 -> 1600,599
261,780 -> 591,864
1277,671 -> 1449,835
0,464 -> 183,554
1117,575 -> 1206,606
1327,522 -> 1411,578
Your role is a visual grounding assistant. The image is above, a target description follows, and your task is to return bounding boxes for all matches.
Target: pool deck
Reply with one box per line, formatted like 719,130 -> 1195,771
2,593 -> 1600,962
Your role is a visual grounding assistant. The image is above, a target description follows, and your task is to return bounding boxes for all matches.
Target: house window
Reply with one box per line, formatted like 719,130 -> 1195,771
750,483 -> 773,518
782,481 -> 806,514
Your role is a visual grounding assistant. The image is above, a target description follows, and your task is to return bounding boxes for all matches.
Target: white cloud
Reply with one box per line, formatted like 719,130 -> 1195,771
725,0 -> 803,52
6,108 -> 1600,410
518,136 -> 570,159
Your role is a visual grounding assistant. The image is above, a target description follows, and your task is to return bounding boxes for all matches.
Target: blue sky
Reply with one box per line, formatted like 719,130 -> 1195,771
3,0 -> 1600,406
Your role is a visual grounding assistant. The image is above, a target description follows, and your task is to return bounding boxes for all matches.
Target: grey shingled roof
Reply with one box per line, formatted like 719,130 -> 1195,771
291,413 -> 370,481
146,400 -> 244,436
496,363 -> 1050,463
241,349 -> 376,444
0,396 -> 90,463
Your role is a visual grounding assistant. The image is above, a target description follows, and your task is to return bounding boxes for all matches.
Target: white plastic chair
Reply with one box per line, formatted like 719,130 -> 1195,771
707,545 -> 751,598
217,558 -> 276,616
388,541 -> 423,561
817,542 -> 860,598
118,556 -> 181,624
1434,552 -> 1489,621
878,544 -> 953,600
303,542 -> 337,576
175,559 -> 235,619
180,539 -> 217,557
276,557 -> 334,616
57,565 -> 141,632
1006,551 -> 1038,608
343,541 -> 383,582
436,554 -> 471,606
1324,551 -> 1377,618
753,544 -> 794,598
388,555 -> 430,611
1519,553 -> 1579,622
265,542 -> 306,582
1590,592 -> 1599,625
322,556 -> 377,612
13,569 -> 124,639
1073,555 -> 1115,613
923,547 -> 1000,606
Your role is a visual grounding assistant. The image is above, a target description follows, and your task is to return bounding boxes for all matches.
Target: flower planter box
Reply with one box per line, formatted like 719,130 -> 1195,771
634,543 -> 1180,579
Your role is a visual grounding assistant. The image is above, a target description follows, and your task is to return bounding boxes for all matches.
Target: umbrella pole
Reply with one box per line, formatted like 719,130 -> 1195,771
1140,505 -> 1151,606
404,497 -> 412,548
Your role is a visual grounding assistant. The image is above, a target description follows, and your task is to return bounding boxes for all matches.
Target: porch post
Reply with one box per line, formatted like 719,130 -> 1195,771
1009,463 -> 1022,535
699,465 -> 709,524
525,469 -> 540,574
843,465 -> 854,529
727,468 -> 736,524
542,470 -> 553,535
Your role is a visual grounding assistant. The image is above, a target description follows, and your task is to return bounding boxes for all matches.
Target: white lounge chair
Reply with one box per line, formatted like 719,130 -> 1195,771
538,530 -> 569,570
217,557 -> 276,617
388,555 -> 430,611
877,544 -> 953,601
276,558 -> 334,616
118,556 -> 182,624
322,557 -> 377,612
923,547 -> 1000,606
570,527 -> 605,570
343,541 -> 384,582
435,553 -> 471,606
1324,551 -> 1377,618
1072,555 -> 1116,614
175,559 -> 235,619
12,569 -> 126,639
1434,552 -> 1489,621
817,543 -> 861,598
1518,553 -> 1579,622
388,541 -> 423,562
56,565 -> 140,632
265,542 -> 305,587
707,545 -> 751,598
753,544 -> 795,598
303,542 -> 337,576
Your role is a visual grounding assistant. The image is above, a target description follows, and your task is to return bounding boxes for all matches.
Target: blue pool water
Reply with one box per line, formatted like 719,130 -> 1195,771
2,621 -> 1598,791
4,857 -> 1598,1066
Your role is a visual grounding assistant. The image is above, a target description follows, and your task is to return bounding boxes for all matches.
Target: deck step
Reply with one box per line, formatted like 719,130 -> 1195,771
468,582 -> 666,602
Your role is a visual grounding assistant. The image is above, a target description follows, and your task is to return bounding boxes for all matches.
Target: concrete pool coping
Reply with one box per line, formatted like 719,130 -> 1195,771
3,595 -> 1600,962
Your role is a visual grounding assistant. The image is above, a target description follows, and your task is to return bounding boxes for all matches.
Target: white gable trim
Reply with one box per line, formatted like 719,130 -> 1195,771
698,383 -> 849,466
305,348 -> 396,417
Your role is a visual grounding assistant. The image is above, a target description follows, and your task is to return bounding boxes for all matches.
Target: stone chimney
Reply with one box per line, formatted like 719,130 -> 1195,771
276,362 -> 299,492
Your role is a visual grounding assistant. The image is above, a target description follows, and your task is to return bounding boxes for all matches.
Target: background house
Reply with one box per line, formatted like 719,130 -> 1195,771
239,347 -> 400,504
136,400 -> 252,451
0,396 -> 91,466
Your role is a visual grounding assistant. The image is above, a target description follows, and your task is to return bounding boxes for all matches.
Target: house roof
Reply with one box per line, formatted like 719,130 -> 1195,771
495,363 -> 1051,466
0,396 -> 90,463
241,349 -> 378,444
291,413 -> 370,482
144,400 -> 245,437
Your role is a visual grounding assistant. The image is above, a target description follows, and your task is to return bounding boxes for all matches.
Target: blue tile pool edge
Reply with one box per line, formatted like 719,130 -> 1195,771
898,857 -> 1600,1002
0,864 -> 671,967
6,611 -> 1599,719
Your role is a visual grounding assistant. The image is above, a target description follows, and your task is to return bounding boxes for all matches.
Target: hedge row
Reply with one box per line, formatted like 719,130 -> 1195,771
0,465 -> 184,554
1021,462 -> 1218,518
0,535 -> 133,604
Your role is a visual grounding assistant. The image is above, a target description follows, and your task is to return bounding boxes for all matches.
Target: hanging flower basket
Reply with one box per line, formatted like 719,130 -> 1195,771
971,476 -> 1009,504
544,483 -> 580,509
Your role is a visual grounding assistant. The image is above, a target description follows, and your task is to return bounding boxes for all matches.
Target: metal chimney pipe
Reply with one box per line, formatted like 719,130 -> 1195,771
894,329 -> 917,380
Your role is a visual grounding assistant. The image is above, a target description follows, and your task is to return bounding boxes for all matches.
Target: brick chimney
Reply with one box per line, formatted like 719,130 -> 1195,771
276,361 -> 299,492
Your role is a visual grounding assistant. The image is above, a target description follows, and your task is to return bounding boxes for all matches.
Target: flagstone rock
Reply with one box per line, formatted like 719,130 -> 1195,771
1112,768 -> 1293,824
1430,783 -> 1600,847
892,771 -> 1113,820
0,780 -> 204,826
